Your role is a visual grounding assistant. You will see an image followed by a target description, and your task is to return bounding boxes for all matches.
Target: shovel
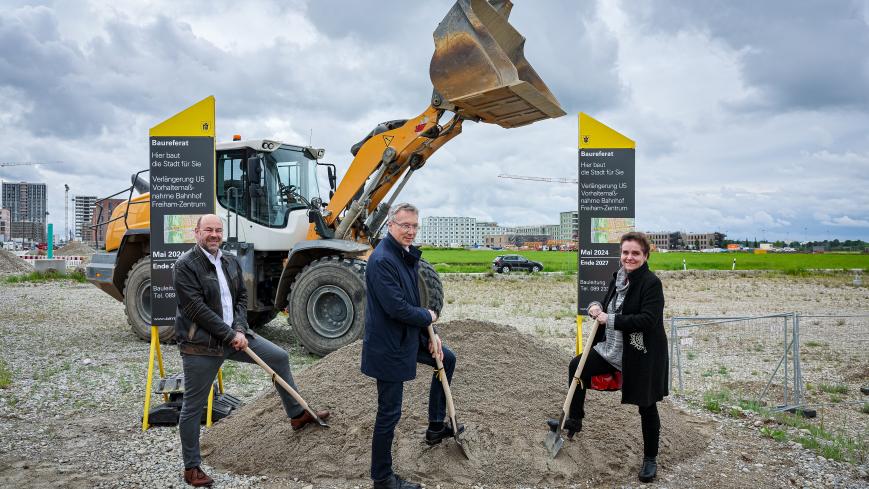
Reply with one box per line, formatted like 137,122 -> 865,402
544,319 -> 601,458
427,325 -> 470,459
243,347 -> 329,428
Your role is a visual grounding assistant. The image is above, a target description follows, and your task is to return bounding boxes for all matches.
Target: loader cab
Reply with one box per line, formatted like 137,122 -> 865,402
216,140 -> 323,229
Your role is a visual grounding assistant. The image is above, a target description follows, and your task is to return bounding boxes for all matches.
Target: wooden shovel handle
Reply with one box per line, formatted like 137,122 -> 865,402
243,346 -> 314,416
427,325 -> 458,422
560,319 -> 600,427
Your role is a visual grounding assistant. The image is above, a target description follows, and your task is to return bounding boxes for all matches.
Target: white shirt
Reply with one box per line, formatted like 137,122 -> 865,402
199,246 -> 234,327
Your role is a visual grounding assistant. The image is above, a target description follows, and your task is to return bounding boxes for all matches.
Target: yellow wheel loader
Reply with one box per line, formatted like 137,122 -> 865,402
86,0 -> 564,354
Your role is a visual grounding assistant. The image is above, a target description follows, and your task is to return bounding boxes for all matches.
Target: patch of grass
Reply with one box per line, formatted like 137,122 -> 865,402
760,427 -> 788,442
220,362 -> 253,385
862,403 -> 869,415
796,435 -> 821,450
804,340 -> 827,348
5,270 -> 87,284
418,248 -> 869,273
703,389 -> 730,413
553,308 -> 573,320
738,399 -> 768,415
0,358 -> 12,388
819,383 -> 848,395
701,365 -> 729,377
686,351 -> 696,360
32,361 -> 72,382
819,443 -> 846,462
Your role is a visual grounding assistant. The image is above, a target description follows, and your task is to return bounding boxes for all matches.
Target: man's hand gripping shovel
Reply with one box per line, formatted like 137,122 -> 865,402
243,347 -> 329,428
427,325 -> 470,459
544,319 -> 600,458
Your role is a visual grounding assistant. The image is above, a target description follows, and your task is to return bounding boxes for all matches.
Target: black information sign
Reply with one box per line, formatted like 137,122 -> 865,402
577,126 -> 635,314
149,136 -> 214,326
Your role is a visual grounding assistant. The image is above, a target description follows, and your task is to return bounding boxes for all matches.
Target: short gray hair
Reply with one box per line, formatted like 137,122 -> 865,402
388,203 -> 418,222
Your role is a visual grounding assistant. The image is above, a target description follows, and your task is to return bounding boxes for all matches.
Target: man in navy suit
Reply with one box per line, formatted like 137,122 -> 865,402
361,203 -> 459,489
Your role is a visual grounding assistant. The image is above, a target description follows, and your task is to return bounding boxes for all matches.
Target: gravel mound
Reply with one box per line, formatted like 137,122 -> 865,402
0,249 -> 32,276
56,241 -> 95,256
202,320 -> 712,486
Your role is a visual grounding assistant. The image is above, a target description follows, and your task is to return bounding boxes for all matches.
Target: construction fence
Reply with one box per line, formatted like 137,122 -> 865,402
669,312 -> 869,413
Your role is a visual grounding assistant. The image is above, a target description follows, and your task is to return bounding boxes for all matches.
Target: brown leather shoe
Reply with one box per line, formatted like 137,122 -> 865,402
183,466 -> 214,487
290,409 -> 330,430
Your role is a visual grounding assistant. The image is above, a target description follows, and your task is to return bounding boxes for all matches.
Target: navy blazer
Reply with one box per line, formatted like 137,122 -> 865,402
360,233 -> 432,382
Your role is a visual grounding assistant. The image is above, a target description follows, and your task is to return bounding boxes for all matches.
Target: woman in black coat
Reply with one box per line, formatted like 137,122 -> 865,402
564,232 -> 668,483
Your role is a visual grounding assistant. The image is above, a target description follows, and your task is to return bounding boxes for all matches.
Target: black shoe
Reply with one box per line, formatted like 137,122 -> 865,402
372,474 -> 421,489
425,422 -> 465,446
563,417 -> 582,440
638,456 -> 657,483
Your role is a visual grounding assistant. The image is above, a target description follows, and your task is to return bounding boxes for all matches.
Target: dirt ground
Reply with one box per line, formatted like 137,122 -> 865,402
0,271 -> 867,488
0,248 -> 32,276
202,320 -> 712,487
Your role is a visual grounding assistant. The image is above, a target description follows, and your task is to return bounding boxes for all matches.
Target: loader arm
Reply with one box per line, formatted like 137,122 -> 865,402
307,0 -> 565,243
307,105 -> 463,241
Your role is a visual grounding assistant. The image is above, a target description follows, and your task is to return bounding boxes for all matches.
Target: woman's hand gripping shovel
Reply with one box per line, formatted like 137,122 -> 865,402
427,325 -> 470,459
243,347 -> 329,428
544,318 -> 600,458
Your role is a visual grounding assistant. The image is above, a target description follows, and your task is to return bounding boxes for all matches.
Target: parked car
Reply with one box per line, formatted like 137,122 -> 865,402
492,254 -> 544,273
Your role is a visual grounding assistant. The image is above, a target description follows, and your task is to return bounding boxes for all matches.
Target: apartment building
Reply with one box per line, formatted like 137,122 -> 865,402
1,181 -> 47,242
0,208 -> 9,242
74,195 -> 98,243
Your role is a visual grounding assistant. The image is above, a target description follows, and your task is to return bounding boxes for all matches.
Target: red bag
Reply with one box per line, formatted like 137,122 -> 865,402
590,371 -> 622,391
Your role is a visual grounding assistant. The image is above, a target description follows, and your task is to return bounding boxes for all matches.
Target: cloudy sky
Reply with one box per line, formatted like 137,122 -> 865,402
1,0 -> 868,242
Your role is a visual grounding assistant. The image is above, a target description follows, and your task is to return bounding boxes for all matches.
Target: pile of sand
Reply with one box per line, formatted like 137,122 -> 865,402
202,321 -> 713,487
56,241 -> 95,256
0,249 -> 33,277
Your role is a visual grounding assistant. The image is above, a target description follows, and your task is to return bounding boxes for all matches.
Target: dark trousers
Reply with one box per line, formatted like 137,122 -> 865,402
179,334 -> 304,469
567,350 -> 660,457
371,344 -> 456,481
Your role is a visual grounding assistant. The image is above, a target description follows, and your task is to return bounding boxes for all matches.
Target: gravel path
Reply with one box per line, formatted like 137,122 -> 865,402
0,272 -> 866,488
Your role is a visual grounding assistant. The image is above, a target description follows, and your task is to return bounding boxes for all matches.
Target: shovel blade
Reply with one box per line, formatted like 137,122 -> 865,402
313,415 -> 330,428
544,429 -> 564,459
454,429 -> 471,460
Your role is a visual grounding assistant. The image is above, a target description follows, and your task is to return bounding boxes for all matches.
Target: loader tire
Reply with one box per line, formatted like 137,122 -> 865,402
288,256 -> 366,356
418,259 -> 444,315
124,257 -> 174,343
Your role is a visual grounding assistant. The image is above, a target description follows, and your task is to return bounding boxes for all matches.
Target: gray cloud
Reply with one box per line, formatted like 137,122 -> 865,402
637,0 -> 869,112
0,0 -> 867,242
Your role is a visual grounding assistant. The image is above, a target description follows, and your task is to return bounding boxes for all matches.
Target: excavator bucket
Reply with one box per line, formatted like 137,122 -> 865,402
430,0 -> 565,128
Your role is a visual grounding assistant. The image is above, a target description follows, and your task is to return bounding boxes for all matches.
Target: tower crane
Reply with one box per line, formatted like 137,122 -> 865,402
498,173 -> 578,184
0,161 -> 62,168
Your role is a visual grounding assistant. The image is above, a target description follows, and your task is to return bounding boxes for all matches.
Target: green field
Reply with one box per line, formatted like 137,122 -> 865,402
420,249 -> 869,273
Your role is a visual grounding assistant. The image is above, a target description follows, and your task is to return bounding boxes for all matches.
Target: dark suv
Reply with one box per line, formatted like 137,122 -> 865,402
492,254 -> 544,273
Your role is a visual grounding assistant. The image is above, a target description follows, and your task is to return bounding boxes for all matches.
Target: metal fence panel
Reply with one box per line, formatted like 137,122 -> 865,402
670,314 -> 795,407
796,314 -> 869,407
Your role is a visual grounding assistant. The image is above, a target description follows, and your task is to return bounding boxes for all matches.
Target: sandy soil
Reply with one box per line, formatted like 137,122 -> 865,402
202,321 -> 713,487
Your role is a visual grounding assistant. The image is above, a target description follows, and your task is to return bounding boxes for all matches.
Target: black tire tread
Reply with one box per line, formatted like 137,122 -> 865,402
418,259 -> 444,315
287,255 -> 367,356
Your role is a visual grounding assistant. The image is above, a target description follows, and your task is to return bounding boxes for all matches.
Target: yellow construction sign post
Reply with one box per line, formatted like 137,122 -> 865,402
142,96 -> 218,430
576,113 -> 636,354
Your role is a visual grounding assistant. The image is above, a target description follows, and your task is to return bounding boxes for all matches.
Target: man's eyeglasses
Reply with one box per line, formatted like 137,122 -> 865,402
391,221 -> 419,232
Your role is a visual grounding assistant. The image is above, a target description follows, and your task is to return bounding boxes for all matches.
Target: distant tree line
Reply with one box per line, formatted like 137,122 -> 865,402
720,238 -> 868,252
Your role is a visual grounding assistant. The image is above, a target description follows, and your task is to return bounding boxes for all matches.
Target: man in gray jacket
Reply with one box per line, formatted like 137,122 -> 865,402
174,214 -> 329,487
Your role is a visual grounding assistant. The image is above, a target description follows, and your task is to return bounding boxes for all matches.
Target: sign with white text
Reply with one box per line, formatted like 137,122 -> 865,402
149,96 -> 216,327
576,113 -> 635,350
